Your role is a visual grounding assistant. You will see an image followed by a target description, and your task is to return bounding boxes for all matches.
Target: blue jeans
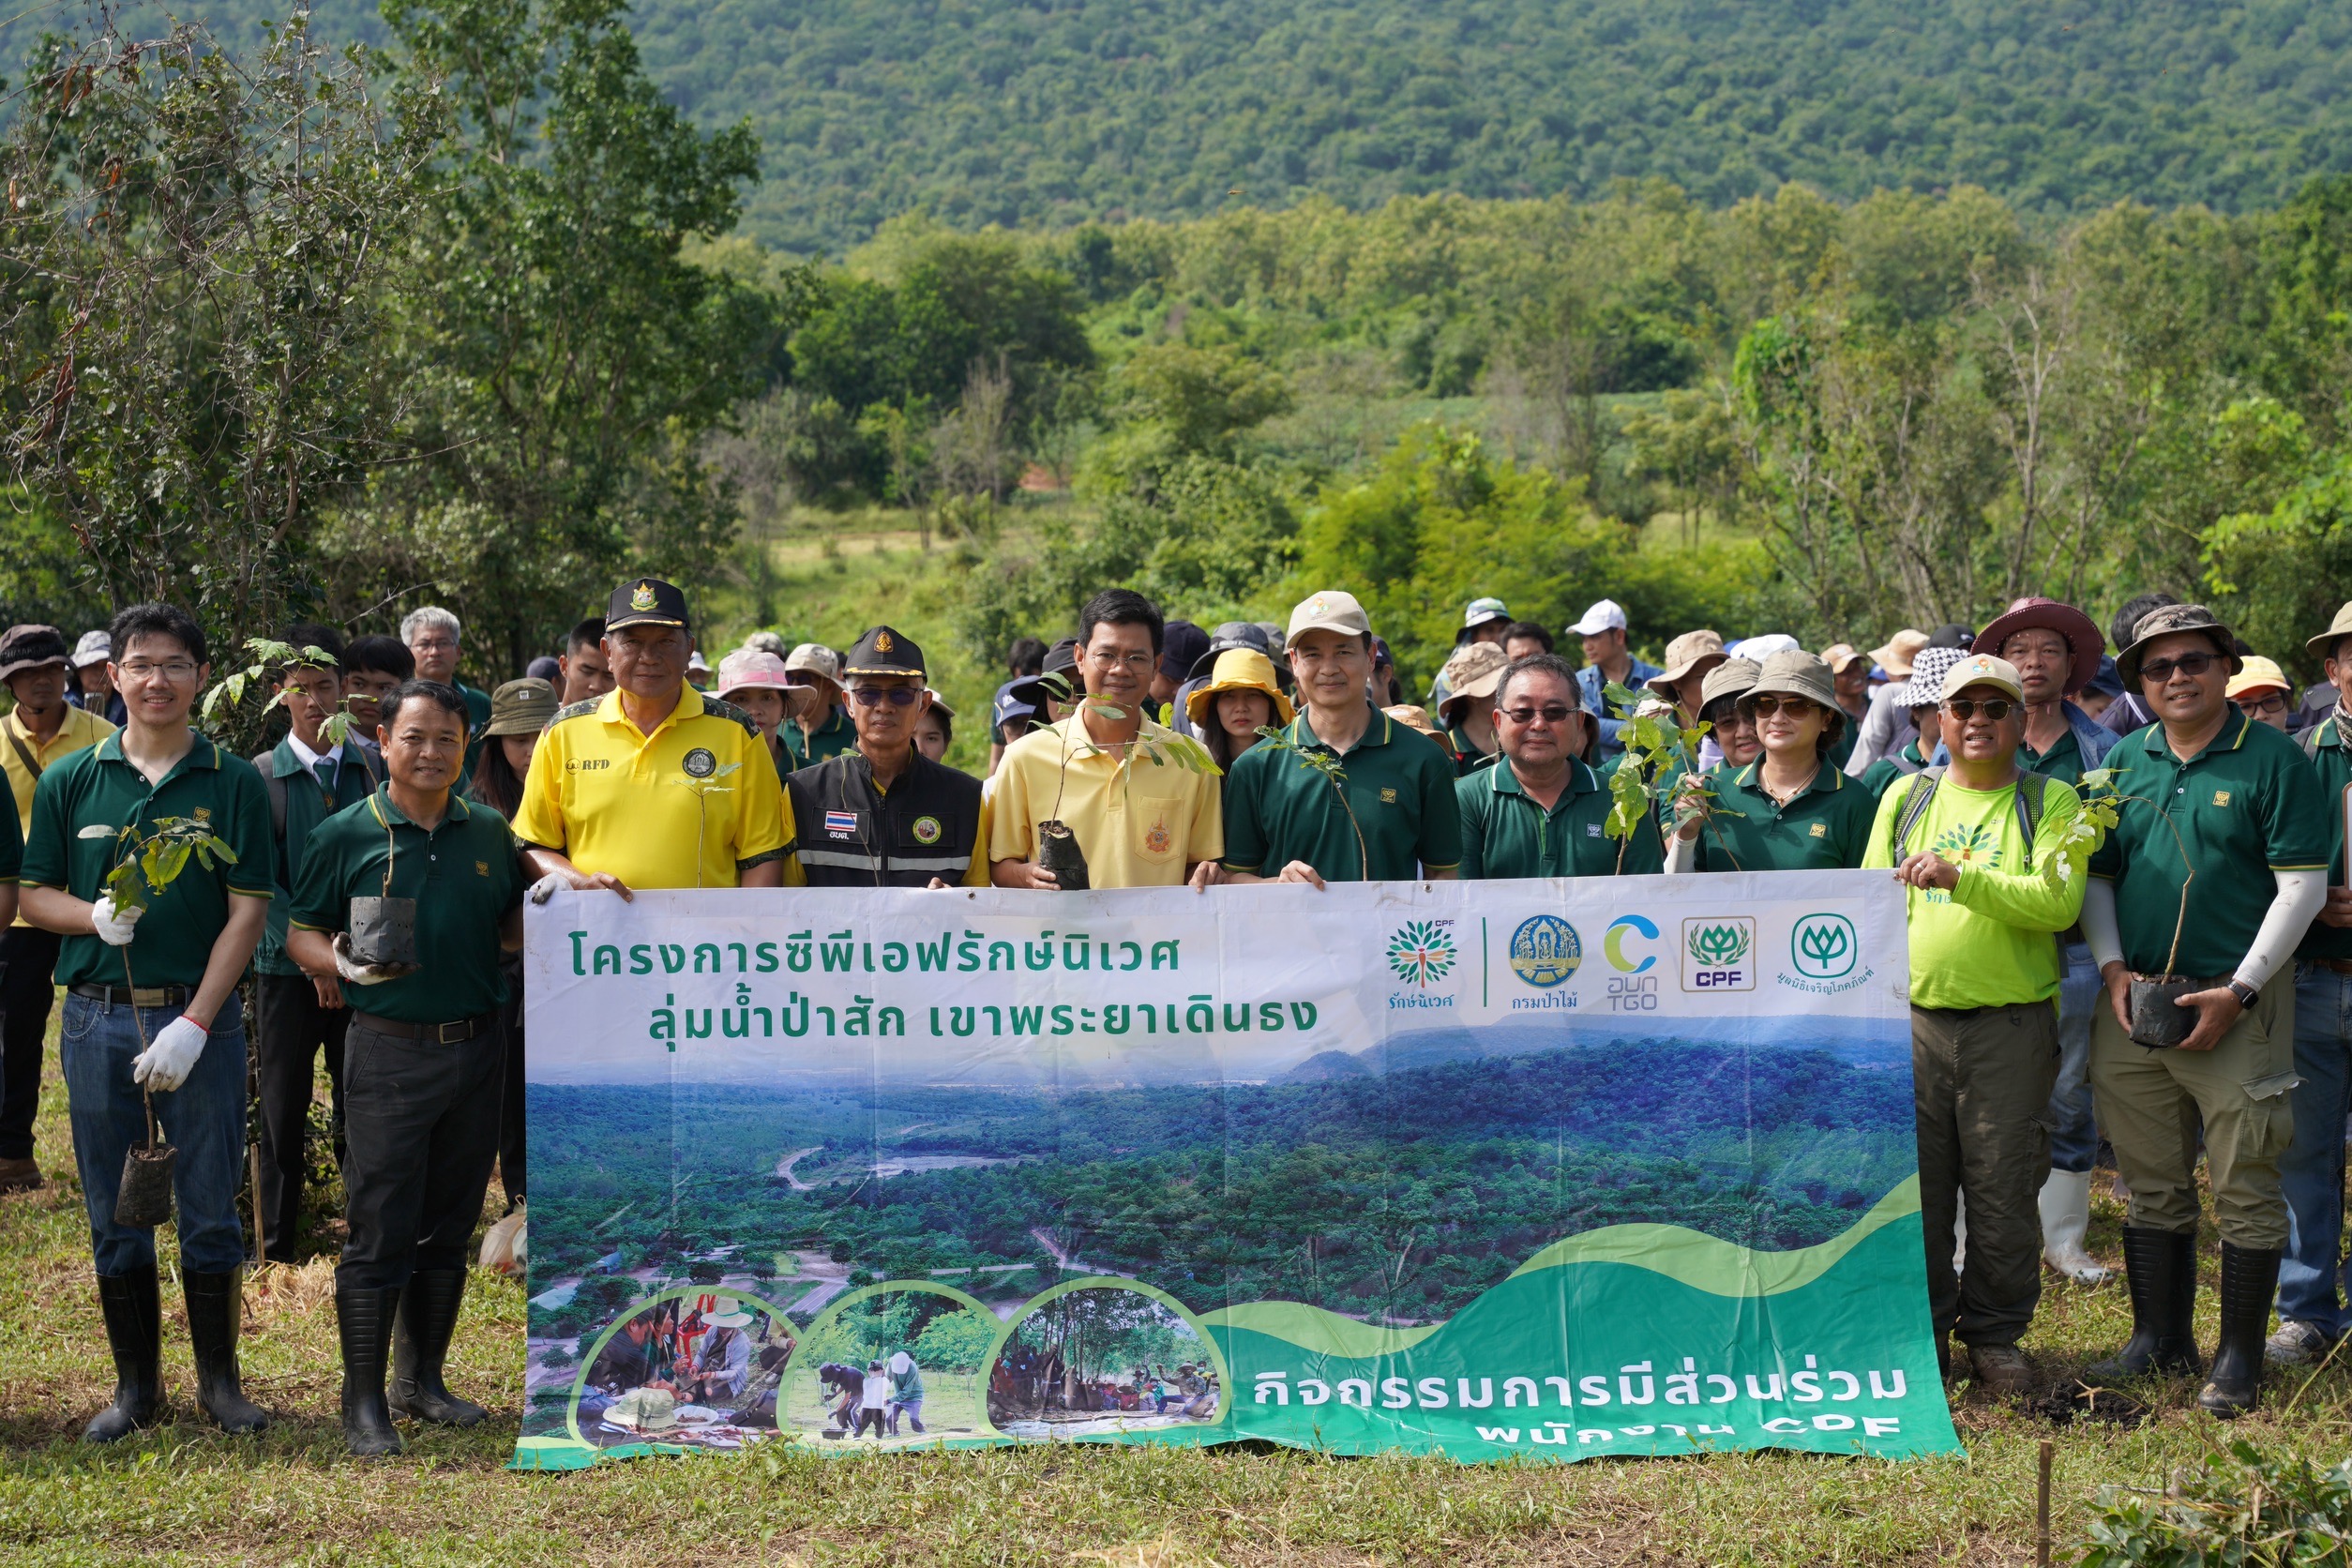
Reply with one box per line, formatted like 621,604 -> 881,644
2045,941 -> 2100,1173
2280,966 -> 2352,1333
60,990 -> 249,1276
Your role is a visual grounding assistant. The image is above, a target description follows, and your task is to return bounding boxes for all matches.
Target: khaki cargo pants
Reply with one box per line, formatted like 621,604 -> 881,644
1914,1002 -> 2061,1348
2089,980 -> 2298,1249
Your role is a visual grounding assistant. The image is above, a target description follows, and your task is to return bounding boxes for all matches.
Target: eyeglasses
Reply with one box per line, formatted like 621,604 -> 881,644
117,661 -> 199,682
2139,651 -> 2219,684
1497,704 -> 1578,725
1745,695 -> 1818,718
1944,697 -> 2016,721
2236,693 -> 2288,717
1085,649 -> 1155,672
849,686 -> 922,708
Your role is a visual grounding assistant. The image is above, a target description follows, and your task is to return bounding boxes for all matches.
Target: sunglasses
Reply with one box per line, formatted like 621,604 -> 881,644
2139,651 -> 2219,684
1744,695 -> 1818,718
2236,693 -> 2288,717
849,686 -> 922,707
1497,703 -> 1579,725
1944,697 -> 2015,721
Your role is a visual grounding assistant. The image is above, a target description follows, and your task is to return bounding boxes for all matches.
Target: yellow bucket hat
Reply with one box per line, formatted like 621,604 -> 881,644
1184,648 -> 1294,728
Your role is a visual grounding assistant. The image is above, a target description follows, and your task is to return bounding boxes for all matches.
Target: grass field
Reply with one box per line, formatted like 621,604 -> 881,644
5,1022 -> 2352,1566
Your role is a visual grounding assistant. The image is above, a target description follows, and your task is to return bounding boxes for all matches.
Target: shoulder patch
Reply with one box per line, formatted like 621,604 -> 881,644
549,698 -> 603,726
699,694 -> 761,737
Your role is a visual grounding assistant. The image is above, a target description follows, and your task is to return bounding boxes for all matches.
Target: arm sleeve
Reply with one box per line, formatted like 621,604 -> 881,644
1186,752 -> 1225,864
2234,868 -> 2329,991
1453,776 -> 1486,879
1665,825 -> 1698,874
986,746 -> 1038,865
731,736 -> 790,867
286,827 -> 343,934
2080,878 -> 2123,972
1416,749 -> 1463,872
223,759 -> 277,898
962,791 -> 993,886
2262,739 -> 2333,872
1947,787 -> 2089,933
1218,755 -> 1266,873
17,765 -> 68,889
509,728 -> 567,852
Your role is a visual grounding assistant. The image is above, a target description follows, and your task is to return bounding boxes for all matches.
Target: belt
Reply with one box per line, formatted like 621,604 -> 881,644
2306,958 -> 2352,976
70,983 -> 190,1008
351,1008 -> 495,1045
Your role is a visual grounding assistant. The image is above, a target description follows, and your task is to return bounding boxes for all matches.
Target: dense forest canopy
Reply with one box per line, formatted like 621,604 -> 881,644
7,0 -> 2347,254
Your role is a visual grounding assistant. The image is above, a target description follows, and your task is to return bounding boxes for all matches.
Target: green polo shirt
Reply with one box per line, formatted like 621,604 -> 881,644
1860,742 -> 1927,801
1444,726 -> 1499,778
2300,715 -> 2352,962
457,680 -> 492,786
2088,706 -> 2329,978
784,708 -> 856,770
20,732 -> 275,988
1689,759 -> 1876,872
1223,703 -> 1464,881
2017,725 -> 2087,788
1456,759 -> 1664,879
254,740 -> 383,976
288,787 -> 525,1023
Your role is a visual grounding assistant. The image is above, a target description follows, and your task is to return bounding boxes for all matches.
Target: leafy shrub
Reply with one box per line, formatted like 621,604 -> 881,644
2080,1440 -> 2352,1566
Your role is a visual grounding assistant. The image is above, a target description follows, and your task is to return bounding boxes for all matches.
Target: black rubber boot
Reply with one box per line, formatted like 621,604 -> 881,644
2198,1243 -> 2283,1417
2089,1227 -> 2203,1379
337,1285 -> 405,1456
388,1270 -> 487,1426
83,1267 -> 162,1443
183,1271 -> 271,1434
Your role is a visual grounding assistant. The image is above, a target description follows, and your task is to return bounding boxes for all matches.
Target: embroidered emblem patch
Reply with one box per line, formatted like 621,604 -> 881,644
682,747 -> 716,778
475,860 -> 490,876
1380,787 -> 1397,804
876,630 -> 895,653
194,807 -> 211,822
630,581 -> 657,611
912,815 -> 942,844
2212,790 -> 2231,807
1809,822 -> 1827,838
1144,816 -> 1172,855
824,810 -> 859,838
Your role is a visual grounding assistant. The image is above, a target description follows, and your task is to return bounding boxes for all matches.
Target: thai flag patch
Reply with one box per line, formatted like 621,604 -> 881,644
824,810 -> 859,838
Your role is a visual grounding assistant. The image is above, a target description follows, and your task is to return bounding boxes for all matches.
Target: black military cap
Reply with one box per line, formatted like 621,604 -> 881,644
841,625 -> 925,681
606,577 -> 690,632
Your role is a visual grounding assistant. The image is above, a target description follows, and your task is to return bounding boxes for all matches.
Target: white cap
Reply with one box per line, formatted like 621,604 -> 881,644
1568,599 -> 1626,636
1728,633 -> 1801,661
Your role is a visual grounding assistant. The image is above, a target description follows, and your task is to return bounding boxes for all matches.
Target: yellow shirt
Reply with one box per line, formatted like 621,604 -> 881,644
4,704 -> 115,927
513,686 -> 794,890
987,714 -> 1223,888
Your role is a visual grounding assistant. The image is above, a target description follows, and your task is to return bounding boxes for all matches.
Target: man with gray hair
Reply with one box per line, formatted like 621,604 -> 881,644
400,608 -> 492,740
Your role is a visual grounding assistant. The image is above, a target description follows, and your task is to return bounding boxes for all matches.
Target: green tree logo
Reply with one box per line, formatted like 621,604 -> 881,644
1930,822 -> 2001,867
1791,913 -> 1858,980
1388,920 -> 1457,989
1686,922 -> 1752,970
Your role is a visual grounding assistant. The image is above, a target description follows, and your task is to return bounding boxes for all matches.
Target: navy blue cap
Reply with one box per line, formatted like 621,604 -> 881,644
993,679 -> 1039,730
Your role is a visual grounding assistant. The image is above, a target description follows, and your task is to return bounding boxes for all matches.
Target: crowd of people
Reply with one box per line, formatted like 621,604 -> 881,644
2,566 -> 2349,1452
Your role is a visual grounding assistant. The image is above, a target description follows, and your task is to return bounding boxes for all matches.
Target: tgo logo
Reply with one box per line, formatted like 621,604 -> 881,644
1604,914 -> 1658,973
1681,917 -> 1756,990
1790,913 -> 1858,980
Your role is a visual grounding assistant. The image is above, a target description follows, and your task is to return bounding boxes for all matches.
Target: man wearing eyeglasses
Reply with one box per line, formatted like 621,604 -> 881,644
989,591 -> 1224,889
2226,658 -> 2296,732
2269,602 -> 2352,1371
1862,653 -> 2088,1395
2081,603 -> 2329,1415
788,626 -> 986,888
1456,654 -> 1663,878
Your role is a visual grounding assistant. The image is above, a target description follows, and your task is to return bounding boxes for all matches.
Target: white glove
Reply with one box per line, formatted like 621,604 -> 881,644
528,872 -> 569,906
131,1016 -> 207,1093
89,894 -> 144,947
332,932 -> 418,985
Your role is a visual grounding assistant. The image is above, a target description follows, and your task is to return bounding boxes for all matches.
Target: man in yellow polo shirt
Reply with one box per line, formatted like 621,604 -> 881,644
989,589 -> 1223,889
517,579 -> 795,897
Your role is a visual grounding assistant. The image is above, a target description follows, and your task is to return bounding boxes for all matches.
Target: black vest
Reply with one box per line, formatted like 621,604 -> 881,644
785,749 -> 984,887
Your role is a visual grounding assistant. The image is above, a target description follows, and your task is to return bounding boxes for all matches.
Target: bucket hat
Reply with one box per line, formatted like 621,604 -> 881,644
1741,651 -> 1845,736
784,643 -> 841,686
1899,646 -> 1968,710
1183,649 -> 1293,728
716,649 -> 793,701
2117,603 -> 2237,687
1817,642 -> 1870,675
1697,657 -> 1761,715
1866,629 -> 1928,678
0,625 -> 69,683
1454,596 -> 1511,643
485,677 -> 559,737
2304,600 -> 2352,662
1972,596 -> 2104,694
1646,630 -> 1726,694
1435,641 -> 1509,723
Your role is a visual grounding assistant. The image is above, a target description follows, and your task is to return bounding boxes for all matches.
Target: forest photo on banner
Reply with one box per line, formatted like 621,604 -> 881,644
510,876 -> 1957,1470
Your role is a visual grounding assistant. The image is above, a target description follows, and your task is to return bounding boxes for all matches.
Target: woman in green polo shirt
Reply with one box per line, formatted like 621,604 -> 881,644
1668,650 -> 1875,873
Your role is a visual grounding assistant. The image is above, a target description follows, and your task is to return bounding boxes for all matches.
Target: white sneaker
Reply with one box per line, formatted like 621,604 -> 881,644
2038,1168 -> 2111,1285
2267,1319 -> 2337,1365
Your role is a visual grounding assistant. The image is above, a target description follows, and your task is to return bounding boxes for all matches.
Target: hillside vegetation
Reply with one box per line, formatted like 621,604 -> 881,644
9,0 -> 2349,253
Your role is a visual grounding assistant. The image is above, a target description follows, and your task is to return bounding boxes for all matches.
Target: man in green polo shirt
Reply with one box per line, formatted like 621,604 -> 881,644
1667,651 -> 1875,873
1459,654 -> 1663,878
20,603 -> 275,1443
287,679 -> 524,1455
1223,590 -> 1462,885
400,606 -> 491,780
2082,603 -> 2329,1415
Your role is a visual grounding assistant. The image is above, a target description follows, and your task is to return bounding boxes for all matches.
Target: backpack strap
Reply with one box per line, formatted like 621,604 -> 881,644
1892,767 -> 1945,860
2013,771 -> 2048,874
252,749 -> 287,842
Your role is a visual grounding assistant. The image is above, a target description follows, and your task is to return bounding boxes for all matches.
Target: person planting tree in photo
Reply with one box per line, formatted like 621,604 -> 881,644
18,603 -> 275,1442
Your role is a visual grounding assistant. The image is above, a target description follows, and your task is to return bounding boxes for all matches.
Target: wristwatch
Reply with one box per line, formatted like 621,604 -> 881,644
2227,978 -> 2260,1010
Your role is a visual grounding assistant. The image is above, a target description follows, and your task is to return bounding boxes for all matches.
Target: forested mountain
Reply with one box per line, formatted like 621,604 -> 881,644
13,0 -> 2348,252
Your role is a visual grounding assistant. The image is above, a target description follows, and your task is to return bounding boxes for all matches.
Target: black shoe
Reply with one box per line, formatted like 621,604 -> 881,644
2198,1243 -> 2283,1417
337,1285 -> 405,1456
2089,1227 -> 2203,1380
84,1267 -> 162,1443
183,1271 -> 270,1433
388,1269 -> 488,1426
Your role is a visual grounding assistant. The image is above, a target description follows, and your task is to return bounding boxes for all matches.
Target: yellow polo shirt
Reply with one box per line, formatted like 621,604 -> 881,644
4,704 -> 114,927
513,685 -> 795,890
987,715 -> 1223,888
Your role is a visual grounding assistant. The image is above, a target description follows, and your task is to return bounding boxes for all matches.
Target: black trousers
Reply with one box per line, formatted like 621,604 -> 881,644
253,972 -> 351,1259
496,958 -> 526,1203
339,1015 -> 504,1290
0,927 -> 62,1161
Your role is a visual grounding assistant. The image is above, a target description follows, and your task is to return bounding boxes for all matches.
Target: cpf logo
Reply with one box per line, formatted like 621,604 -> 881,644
1681,917 -> 1756,991
1790,913 -> 1858,980
1508,915 -> 1581,988
1604,914 -> 1658,974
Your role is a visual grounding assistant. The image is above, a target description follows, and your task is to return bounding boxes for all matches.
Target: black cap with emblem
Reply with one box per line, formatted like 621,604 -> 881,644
840,625 -> 925,681
606,577 -> 690,633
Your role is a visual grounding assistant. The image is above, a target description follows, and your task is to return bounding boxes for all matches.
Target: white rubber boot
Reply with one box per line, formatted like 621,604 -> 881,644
2039,1168 -> 2110,1284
